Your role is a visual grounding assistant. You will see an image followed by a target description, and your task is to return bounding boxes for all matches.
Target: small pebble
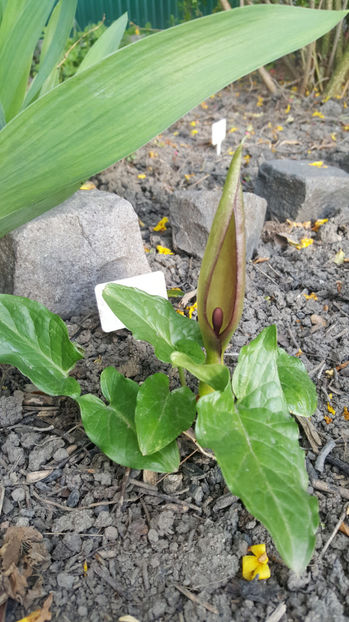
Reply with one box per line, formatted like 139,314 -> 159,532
104,526 -> 118,541
66,489 -> 80,508
57,572 -> 75,589
148,528 -> 159,544
53,448 -> 69,462
11,487 -> 26,502
162,473 -> 183,494
63,533 -> 82,552
78,606 -> 88,617
95,511 -> 113,528
15,517 -> 29,527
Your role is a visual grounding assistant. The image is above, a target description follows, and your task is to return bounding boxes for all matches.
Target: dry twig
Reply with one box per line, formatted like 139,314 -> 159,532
317,502 -> 349,560
174,583 -> 219,614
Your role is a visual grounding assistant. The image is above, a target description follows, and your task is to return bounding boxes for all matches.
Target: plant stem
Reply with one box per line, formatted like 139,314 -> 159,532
324,41 -> 349,98
178,366 -> 187,387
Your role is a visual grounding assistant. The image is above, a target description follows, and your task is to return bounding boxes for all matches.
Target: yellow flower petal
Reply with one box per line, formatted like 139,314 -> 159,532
191,129 -> 198,135
312,218 -> 328,231
242,544 -> 271,581
248,543 -> 267,559
327,402 -> 336,416
295,238 -> 314,250
138,173 -> 146,179
303,292 -> 318,301
190,121 -> 197,127
186,301 -> 197,319
312,111 -> 325,118
308,161 -> 327,168
153,216 -> 168,232
80,181 -> 96,190
242,554 -> 260,581
156,245 -> 174,255
254,562 -> 271,580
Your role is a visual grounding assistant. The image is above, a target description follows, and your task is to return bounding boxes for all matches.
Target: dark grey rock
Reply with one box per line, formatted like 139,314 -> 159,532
28,437 -> 65,470
66,489 -> 80,508
53,510 -> 94,533
0,391 -> 24,426
104,526 -> 118,541
170,190 -> 266,260
0,190 -> 150,318
94,511 -> 113,528
63,532 -> 82,552
255,159 -> 349,221
320,99 -> 342,117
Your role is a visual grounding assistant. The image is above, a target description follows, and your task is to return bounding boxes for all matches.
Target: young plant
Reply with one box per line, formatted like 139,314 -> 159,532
0,147 -> 318,575
0,2 -> 347,236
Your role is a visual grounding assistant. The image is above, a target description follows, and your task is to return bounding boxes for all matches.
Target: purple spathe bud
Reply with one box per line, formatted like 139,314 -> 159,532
212,307 -> 223,336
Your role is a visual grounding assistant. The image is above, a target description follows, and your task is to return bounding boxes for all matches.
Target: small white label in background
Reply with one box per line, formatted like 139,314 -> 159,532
211,118 -> 226,156
95,271 -> 168,333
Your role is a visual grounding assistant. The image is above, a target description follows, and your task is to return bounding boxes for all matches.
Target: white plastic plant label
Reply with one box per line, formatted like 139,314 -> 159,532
95,271 -> 168,332
211,118 -> 226,155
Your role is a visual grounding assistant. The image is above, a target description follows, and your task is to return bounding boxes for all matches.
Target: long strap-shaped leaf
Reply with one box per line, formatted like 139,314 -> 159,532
24,0 -> 78,107
0,0 -> 55,122
0,5 -> 346,236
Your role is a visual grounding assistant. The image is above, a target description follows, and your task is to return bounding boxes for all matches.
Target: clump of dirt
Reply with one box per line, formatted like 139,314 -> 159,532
1,76 -> 349,622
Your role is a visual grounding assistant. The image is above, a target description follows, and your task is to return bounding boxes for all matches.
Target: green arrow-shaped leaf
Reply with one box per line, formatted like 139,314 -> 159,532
136,373 -> 196,455
103,284 -> 203,363
196,385 -> 318,574
77,367 -> 179,473
277,348 -> 317,416
232,325 -> 287,413
0,294 -> 82,398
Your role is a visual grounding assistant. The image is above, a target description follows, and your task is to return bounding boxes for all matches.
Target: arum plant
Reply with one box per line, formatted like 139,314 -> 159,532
0,148 -> 319,575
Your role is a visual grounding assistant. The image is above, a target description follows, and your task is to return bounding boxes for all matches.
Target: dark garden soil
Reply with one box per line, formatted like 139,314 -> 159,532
1,75 -> 349,622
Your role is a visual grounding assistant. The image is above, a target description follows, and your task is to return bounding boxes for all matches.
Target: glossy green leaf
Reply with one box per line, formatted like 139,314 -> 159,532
78,367 -> 179,472
77,12 -> 128,74
136,373 -> 196,455
0,0 -> 55,122
0,294 -> 82,398
0,5 -> 347,234
170,350 -> 230,392
24,0 -> 77,106
196,385 -> 319,574
232,325 -> 288,414
277,348 -> 317,416
103,284 -> 203,363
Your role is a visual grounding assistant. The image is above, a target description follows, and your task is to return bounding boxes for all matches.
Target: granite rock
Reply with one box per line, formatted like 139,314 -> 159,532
170,190 -> 267,260
0,190 -> 150,318
255,159 -> 349,221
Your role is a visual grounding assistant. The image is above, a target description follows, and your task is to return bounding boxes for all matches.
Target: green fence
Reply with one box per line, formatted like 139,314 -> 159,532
75,1 -> 228,30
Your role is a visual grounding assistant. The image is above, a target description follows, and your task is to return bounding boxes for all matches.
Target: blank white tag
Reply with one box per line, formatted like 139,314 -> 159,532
95,271 -> 168,332
211,118 -> 226,155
